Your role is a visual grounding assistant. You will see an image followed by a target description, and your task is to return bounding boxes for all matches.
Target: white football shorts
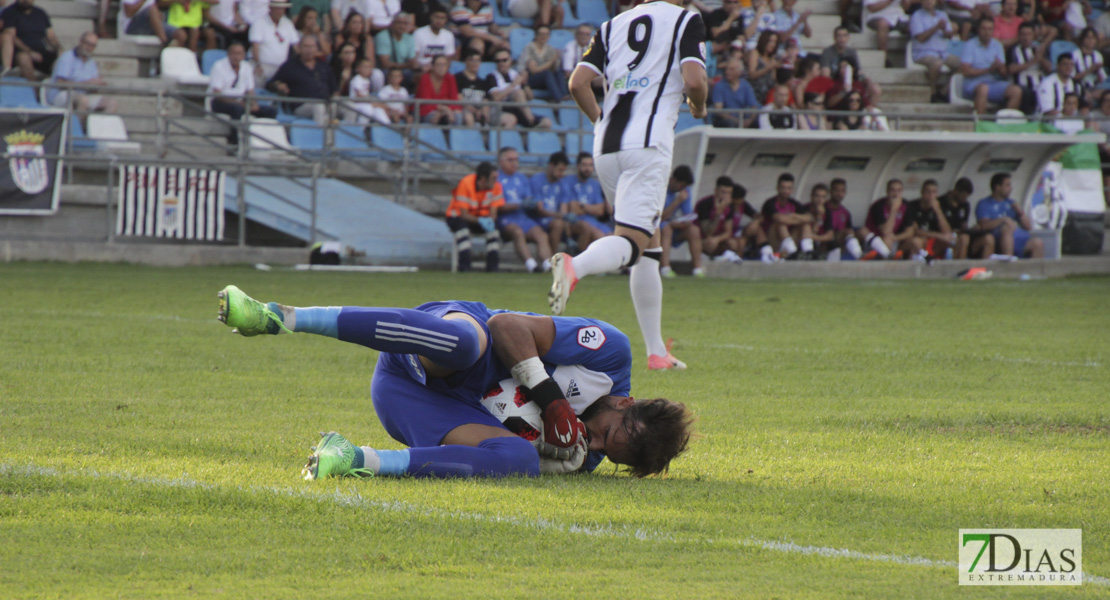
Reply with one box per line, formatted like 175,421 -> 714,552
594,146 -> 672,236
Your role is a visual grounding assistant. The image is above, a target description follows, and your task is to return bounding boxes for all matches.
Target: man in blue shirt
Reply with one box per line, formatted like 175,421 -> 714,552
529,152 -> 570,255
659,165 -> 704,277
216,285 -> 695,478
709,58 -> 760,127
909,0 -> 955,102
46,32 -> 117,121
562,152 -> 612,253
960,17 -> 1022,114
974,172 -> 1044,259
496,147 -> 552,273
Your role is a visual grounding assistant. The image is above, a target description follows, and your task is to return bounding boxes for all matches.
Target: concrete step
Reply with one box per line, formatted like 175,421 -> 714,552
889,102 -> 973,115
796,0 -> 842,15
113,94 -> 182,117
102,76 -> 179,91
94,39 -> 163,60
60,183 -> 112,206
868,68 -> 938,85
53,16 -> 98,46
96,57 -> 139,77
40,0 -> 101,19
878,84 -> 931,103
125,115 -> 231,136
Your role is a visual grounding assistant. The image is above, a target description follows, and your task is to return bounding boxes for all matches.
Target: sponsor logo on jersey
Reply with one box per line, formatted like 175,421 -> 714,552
577,326 -> 606,350
612,73 -> 652,90
566,379 -> 580,397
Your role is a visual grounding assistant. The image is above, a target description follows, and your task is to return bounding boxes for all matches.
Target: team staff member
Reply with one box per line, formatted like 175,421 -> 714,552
447,162 -> 505,272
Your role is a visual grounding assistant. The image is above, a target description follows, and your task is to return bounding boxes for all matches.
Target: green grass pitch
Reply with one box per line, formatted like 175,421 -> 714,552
1,263 -> 1107,598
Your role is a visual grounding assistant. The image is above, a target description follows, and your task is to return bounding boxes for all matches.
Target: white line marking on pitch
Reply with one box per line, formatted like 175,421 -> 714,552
4,463 -> 1106,586
696,343 -> 1102,369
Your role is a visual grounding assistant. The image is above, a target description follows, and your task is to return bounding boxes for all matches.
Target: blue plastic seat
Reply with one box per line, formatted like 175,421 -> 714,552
529,100 -> 556,123
201,49 -> 227,75
549,29 -> 574,53
675,111 -> 704,133
556,103 -> 584,131
491,0 -> 514,27
491,128 -> 524,155
1050,40 -> 1078,66
449,128 -> 495,162
0,77 -> 41,107
288,122 -> 325,154
477,61 -> 498,79
575,0 -> 609,27
69,117 -> 97,151
525,130 -> 562,163
370,125 -> 406,159
510,28 -> 535,60
450,60 -> 466,75
565,132 -> 593,156
415,126 -> 449,161
333,124 -> 376,158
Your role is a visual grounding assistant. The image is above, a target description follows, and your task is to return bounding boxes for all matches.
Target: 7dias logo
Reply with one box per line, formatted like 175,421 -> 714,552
959,529 -> 1082,586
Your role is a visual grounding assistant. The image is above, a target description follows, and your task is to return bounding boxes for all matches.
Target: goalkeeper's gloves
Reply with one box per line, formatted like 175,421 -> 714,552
522,378 -> 588,460
539,437 -> 588,474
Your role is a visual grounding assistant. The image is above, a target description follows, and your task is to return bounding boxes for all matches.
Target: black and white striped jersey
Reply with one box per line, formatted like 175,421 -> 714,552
577,0 -> 706,156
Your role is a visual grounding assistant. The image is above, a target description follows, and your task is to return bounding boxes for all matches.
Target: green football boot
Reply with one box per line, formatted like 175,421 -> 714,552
302,431 -> 375,480
216,285 -> 292,336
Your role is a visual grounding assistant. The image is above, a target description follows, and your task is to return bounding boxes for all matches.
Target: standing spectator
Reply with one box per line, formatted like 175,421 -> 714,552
910,0 -> 955,102
659,166 -> 705,278
364,0 -> 403,34
746,30 -> 780,103
205,0 -> 251,49
940,177 -> 994,259
1037,53 -> 1080,115
1009,21 -> 1052,108
562,153 -> 612,253
267,36 -> 336,124
415,53 -> 464,124
907,179 -> 959,260
1,0 -> 62,80
413,5 -> 456,69
757,84 -> 795,129
489,47 -> 549,127
505,0 -> 563,28
118,0 -> 182,46
375,13 -> 420,84
812,178 -> 863,260
349,57 -> 391,123
975,172 -> 1044,259
446,161 -> 505,272
250,0 -> 300,81
208,40 -> 278,142
455,49 -> 493,125
760,172 -> 814,259
496,146 -> 553,273
710,57 -> 760,127
451,0 -> 508,59
859,178 -> 919,260
796,91 -> 827,129
819,27 -> 882,103
47,32 -> 118,125
773,0 -> 811,49
1072,27 -> 1106,102
528,152 -> 570,253
295,6 -> 332,59
330,41 -> 360,94
960,17 -> 1022,113
167,0 -> 209,53
864,0 -> 908,52
562,24 -> 592,79
519,25 -> 569,100
377,66 -> 413,122
333,12 -> 372,59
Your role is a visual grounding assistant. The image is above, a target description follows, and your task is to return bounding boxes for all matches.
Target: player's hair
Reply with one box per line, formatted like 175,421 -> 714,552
954,177 -> 973,194
778,173 -> 794,185
990,172 -> 1010,191
830,177 -> 846,188
621,398 -> 696,478
476,161 -> 496,180
548,151 -> 569,166
672,165 -> 694,185
811,183 -> 828,195
731,183 -> 747,199
1057,52 -> 1074,65
577,151 -> 593,163
715,175 -> 734,189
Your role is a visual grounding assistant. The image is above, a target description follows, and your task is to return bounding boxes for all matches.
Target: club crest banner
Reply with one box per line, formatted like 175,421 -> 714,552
116,166 -> 226,240
0,109 -> 65,214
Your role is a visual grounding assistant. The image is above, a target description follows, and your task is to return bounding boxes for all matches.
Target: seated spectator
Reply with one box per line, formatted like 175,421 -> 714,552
239,0 -> 272,27
792,56 -> 835,107
859,178 -> 920,260
333,12 -> 372,60
331,42 -> 359,95
659,166 -> 705,277
695,177 -> 744,262
349,57 -> 393,123
413,5 -> 456,70
728,183 -> 774,262
1053,91 -> 1090,132
1094,7 -> 1110,49
907,179 -> 959,260
864,0 -> 909,52
796,91 -> 828,129
760,173 -> 814,260
830,89 -> 866,129
776,36 -> 801,84
496,146 -> 552,273
415,54 -> 465,124
710,57 -> 759,127
562,24 -> 592,79
993,0 -> 1023,48
960,17 -> 1023,113
251,0 -> 300,81
740,0 -> 777,51
746,31 -> 779,103
378,66 -> 413,122
295,6 -> 332,59
1,0 -> 63,80
757,84 -> 795,129
945,0 -> 991,40
208,40 -> 278,142
1072,27 -> 1106,103
1061,0 -> 1090,42
375,13 -> 420,85
446,161 -> 505,272
528,152 -> 570,253
505,0 -> 563,28
167,0 -> 210,53
939,177 -> 994,258
974,172 -> 1044,259
1009,22 -> 1052,110
1037,53 -> 1080,115
707,0 -> 746,53
562,153 -> 612,253
292,0 -> 332,33
267,36 -> 336,124
810,178 -> 863,260
455,48 -> 494,125
519,25 -> 569,101
363,0 -> 402,35
910,0 -> 956,102
451,0 -> 509,59
118,0 -> 183,46
819,27 -> 882,106
773,0 -> 811,49
47,32 -> 118,125
489,47 -> 550,127
205,0 -> 251,49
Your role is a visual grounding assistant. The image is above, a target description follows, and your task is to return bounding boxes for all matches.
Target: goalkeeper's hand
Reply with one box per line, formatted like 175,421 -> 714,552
538,437 -> 587,474
538,397 -> 587,460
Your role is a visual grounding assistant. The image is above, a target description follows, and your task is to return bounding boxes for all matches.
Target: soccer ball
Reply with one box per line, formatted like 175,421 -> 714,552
480,378 -> 543,445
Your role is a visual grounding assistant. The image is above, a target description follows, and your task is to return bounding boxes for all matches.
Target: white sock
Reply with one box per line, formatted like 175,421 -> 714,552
659,265 -> 673,276
570,236 -> 634,278
760,245 -> 774,259
524,257 -> 537,272
541,258 -> 551,272
780,237 -> 798,256
630,250 -> 668,357
845,237 -> 863,258
915,249 -> 929,261
869,235 -> 891,258
826,248 -> 841,261
800,238 -> 814,253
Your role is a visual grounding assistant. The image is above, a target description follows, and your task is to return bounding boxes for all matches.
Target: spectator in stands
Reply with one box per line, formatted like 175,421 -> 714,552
117,0 -> 183,47
562,24 -> 592,79
728,183 -> 774,262
496,146 -> 552,273
1,0 -> 62,80
239,0 -> 272,27
251,0 -> 300,81
695,177 -> 744,263
830,89 -> 866,129
209,40 -> 278,142
907,179 -> 959,260
364,0 -> 403,35
563,153 -> 612,253
757,84 -> 796,129
489,47 -> 550,127
456,49 -> 495,125
1038,52 -> 1080,115
447,161 -> 505,272
706,0 -> 746,54
1058,0 -> 1091,42
46,32 -> 117,125
451,0 -> 508,59
1072,27 -> 1106,103
400,0 -> 438,29
740,0 -> 777,51
375,13 -> 420,85
945,0 -> 991,41
519,25 -> 569,101
939,177 -> 994,259
659,166 -> 705,277
792,55 -> 835,107
415,54 -> 465,124
864,0 -> 908,53
760,172 -> 814,260
331,42 -> 360,95
993,0 -> 1024,48
773,0 -> 811,49
777,36 -> 800,83
378,66 -> 413,122
349,57 -> 393,123
961,17 -> 1023,114
333,12 -> 372,60
292,0 -> 332,33
1094,7 -> 1110,48
1010,21 -> 1052,110
859,178 -> 920,260
268,36 -> 336,124
804,183 -> 833,259
529,152 -> 570,253
747,30 -> 780,103
710,57 -> 760,127
910,0 -> 956,103
811,178 -> 863,260
205,0 -> 251,49
505,0 -> 563,28
819,27 -> 882,106
1053,91 -> 1090,132
975,172 -> 1044,259
295,6 -> 332,59
413,5 -> 456,69
166,0 -> 209,53
796,91 -> 828,129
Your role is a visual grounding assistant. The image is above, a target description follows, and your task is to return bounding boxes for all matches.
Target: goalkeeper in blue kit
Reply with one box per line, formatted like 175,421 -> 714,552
216,285 -> 694,479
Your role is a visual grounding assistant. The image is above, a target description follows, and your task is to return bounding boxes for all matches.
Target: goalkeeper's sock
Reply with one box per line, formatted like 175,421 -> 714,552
363,438 -> 539,478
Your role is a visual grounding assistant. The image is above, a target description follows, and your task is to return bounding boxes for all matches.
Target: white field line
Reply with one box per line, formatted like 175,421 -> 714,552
4,463 -> 1107,586
696,343 -> 1102,369
17,308 -> 212,324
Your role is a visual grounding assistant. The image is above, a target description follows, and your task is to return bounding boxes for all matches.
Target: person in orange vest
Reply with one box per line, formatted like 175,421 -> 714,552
446,161 -> 505,271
